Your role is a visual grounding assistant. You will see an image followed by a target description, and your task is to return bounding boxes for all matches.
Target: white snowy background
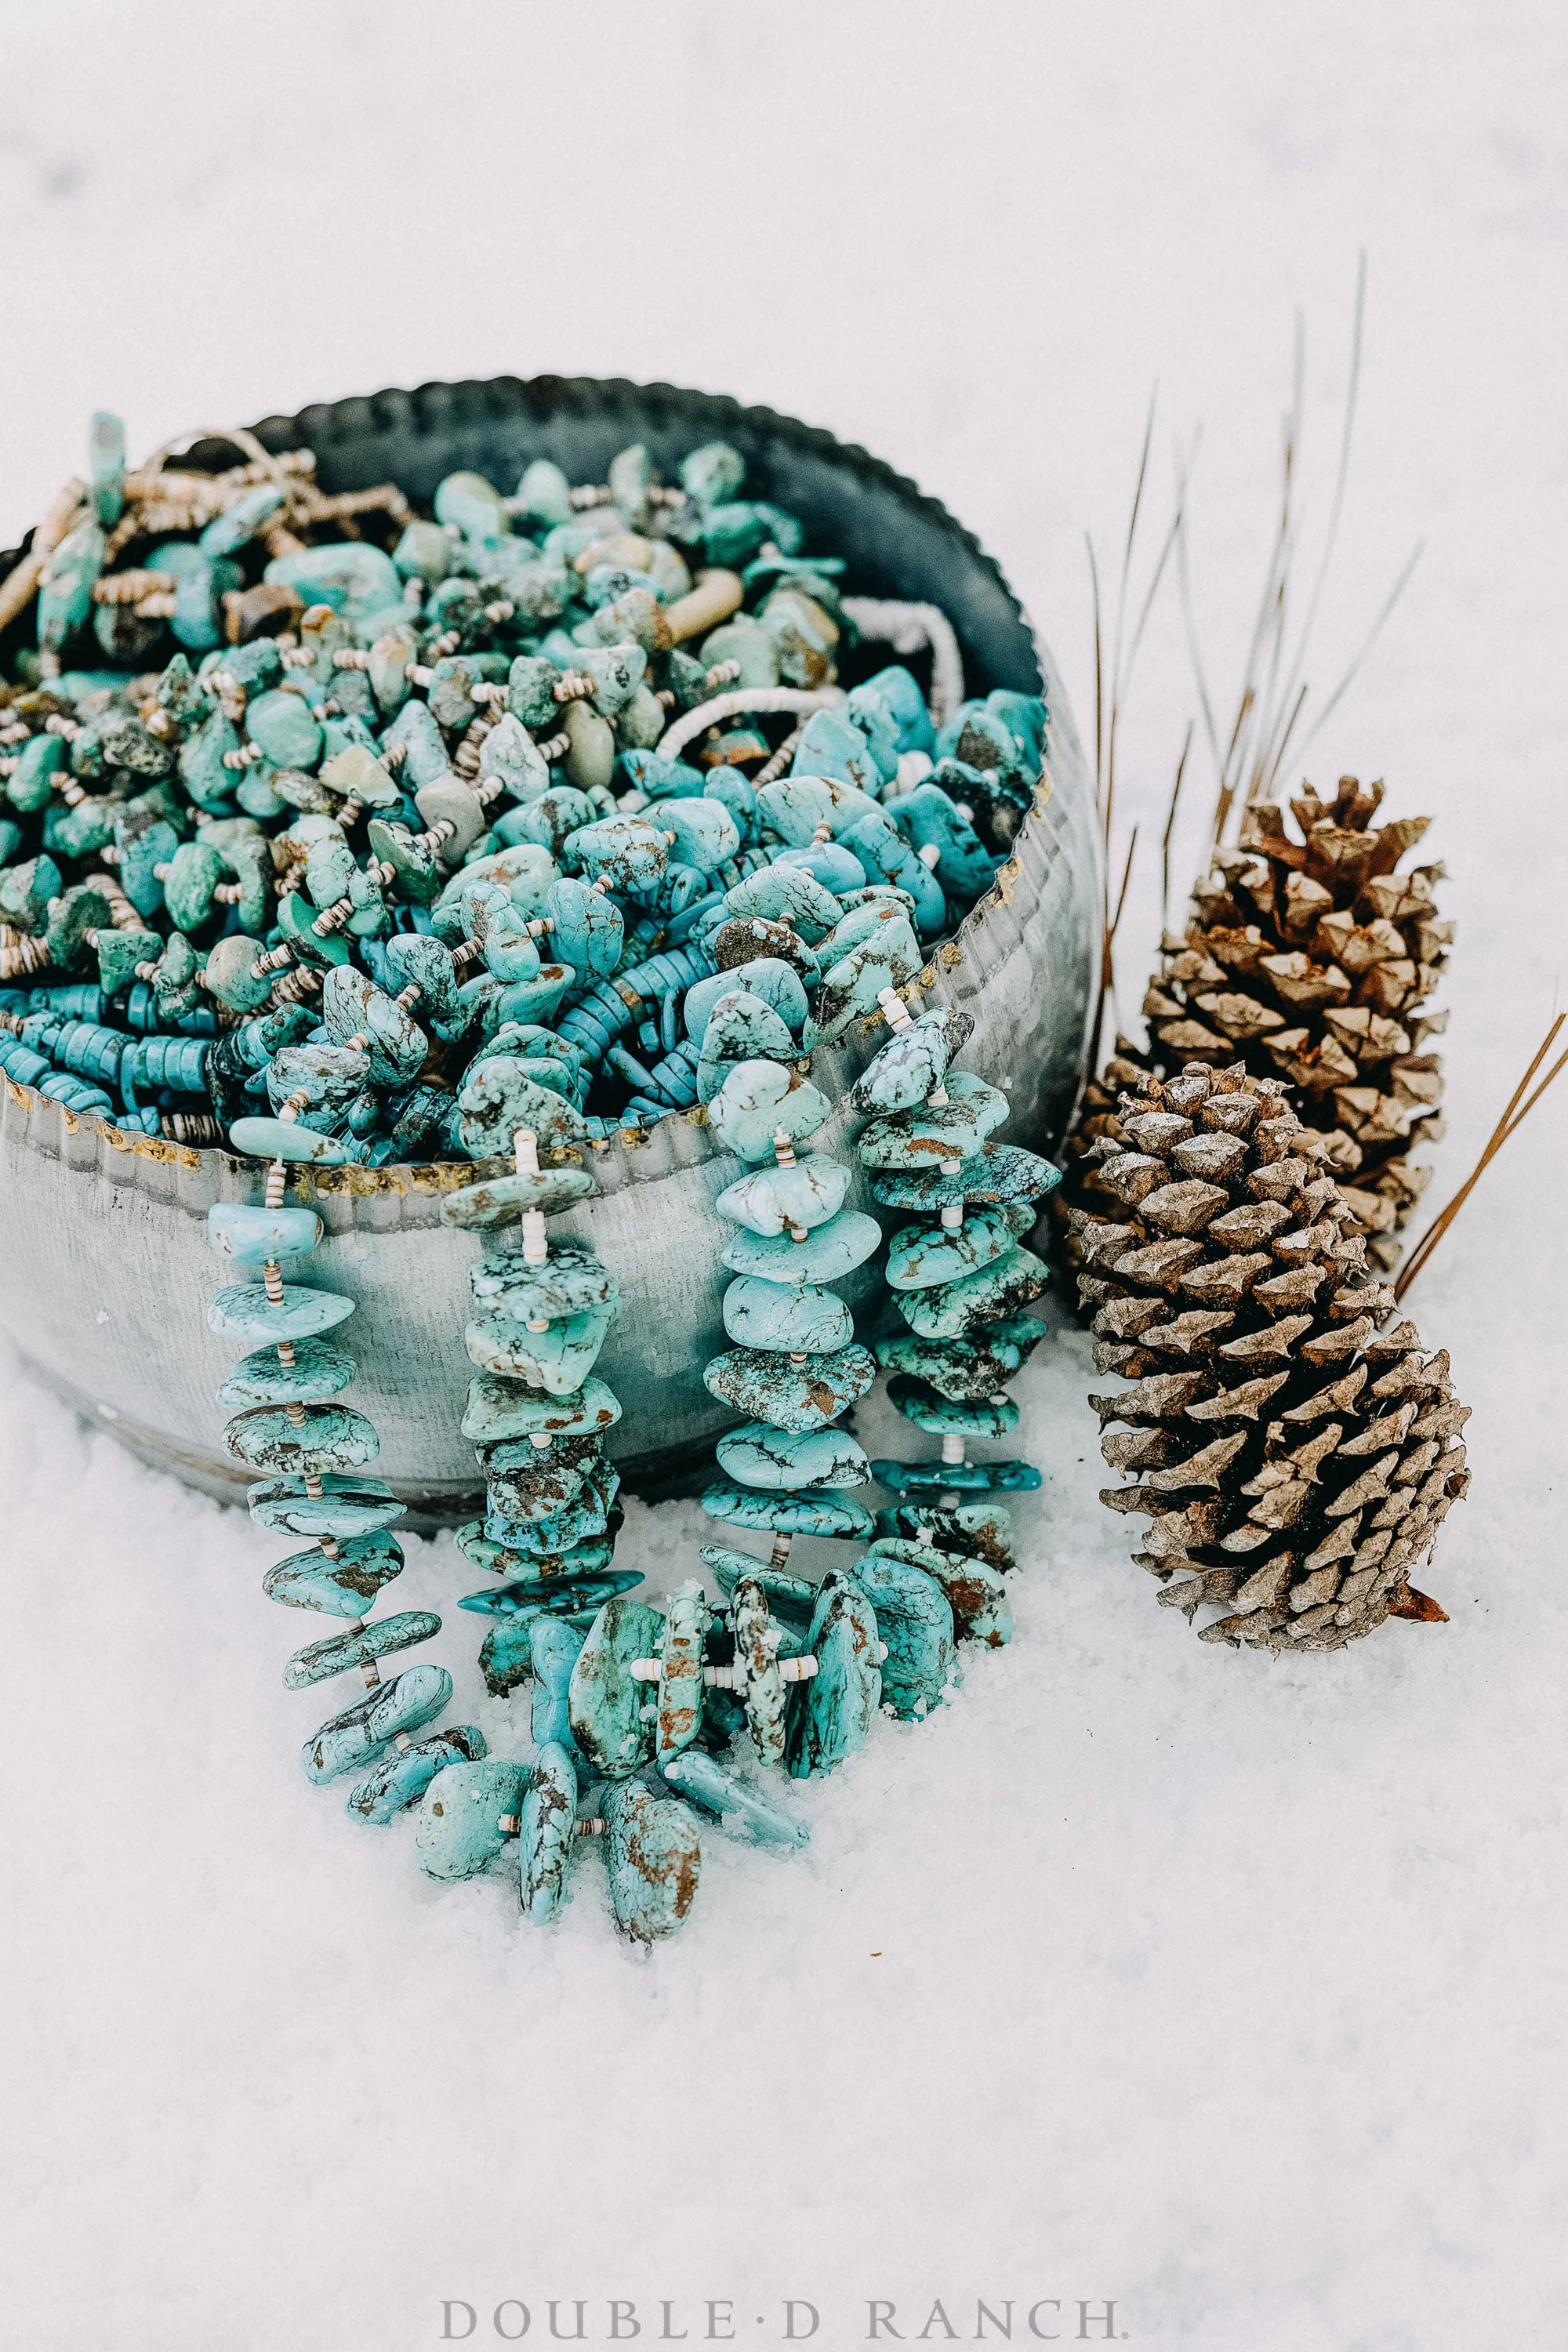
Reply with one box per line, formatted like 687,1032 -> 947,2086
2,6 -> 1566,2349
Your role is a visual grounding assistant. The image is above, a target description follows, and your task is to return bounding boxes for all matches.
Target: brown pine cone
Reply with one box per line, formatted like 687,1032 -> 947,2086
1058,777 -> 1450,1272
1064,1058 -> 1469,1654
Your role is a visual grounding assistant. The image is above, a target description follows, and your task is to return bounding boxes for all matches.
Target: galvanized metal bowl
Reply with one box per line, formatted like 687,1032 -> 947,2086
0,376 -> 1098,1522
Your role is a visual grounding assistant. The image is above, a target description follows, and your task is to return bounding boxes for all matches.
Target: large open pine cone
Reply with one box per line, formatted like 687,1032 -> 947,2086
1065,1059 -> 1469,1653
1062,777 -> 1451,1271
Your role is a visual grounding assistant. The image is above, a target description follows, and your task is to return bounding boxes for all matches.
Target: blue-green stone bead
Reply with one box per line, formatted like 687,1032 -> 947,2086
700,1481 -> 873,1540
660,1748 -> 808,1850
708,1058 -> 830,1163
850,1555 -> 955,1719
223,1403 -> 379,1475
685,956 -> 808,1044
873,1316 -> 1044,1401
869,1145 -> 1062,1211
530,1618 -> 587,1755
519,1741 -> 579,1922
849,1007 -> 971,1116
722,1207 -> 880,1286
755,771 -> 880,846
465,1300 -> 615,1394
249,1473 -> 405,1538
807,922 -> 923,1047
895,1246 -> 1048,1340
266,541 -> 401,619
217,1336 -> 356,1408
716,1423 -> 869,1491
603,1780 -> 702,1944
857,1072 -> 1011,1170
461,1372 -> 620,1445
227,1116 -> 354,1167
701,1543 -> 820,1628
206,1203 -> 321,1266
714,1156 -> 851,1237
474,1616 -> 541,1697
703,1343 -> 874,1435
789,707 -> 887,797
37,517 -> 105,652
887,1380 -> 1019,1437
875,1457 -> 1040,1494
482,1478 -> 615,1558
568,1597 -> 666,1780
658,796 -> 741,873
470,1243 -> 615,1322
722,1276 -> 851,1356
302,1661 -> 451,1783
695,993 -> 797,1102
347,1725 -> 486,1826
876,1501 -> 1013,1570
884,1208 -> 1017,1292
284,1608 -> 441,1690
7,732 -> 65,813
439,1165 -> 597,1231
453,1524 -> 617,1584
889,782 -> 995,898
459,1567 -> 643,1620
564,812 -> 667,892
787,1578 -> 881,1779
858,664 -> 935,754
263,1530 -> 403,1617
864,1536 -> 1012,1649
414,1758 -> 528,1881
208,1281 -> 355,1345
457,1055 -> 589,1158
485,1434 -> 604,1526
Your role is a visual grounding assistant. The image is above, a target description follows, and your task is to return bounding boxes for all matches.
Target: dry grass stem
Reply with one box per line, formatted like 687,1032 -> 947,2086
1394,1014 -> 1568,1302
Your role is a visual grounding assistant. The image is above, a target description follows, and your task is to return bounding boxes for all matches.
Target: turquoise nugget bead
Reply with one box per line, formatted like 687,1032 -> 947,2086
284,1609 -> 442,1690
722,1208 -> 881,1286
302,1661 -> 452,1783
787,1580 -> 881,1778
714,1156 -> 851,1236
223,1403 -> 380,1475
873,1458 -> 1041,1494
227,1116 -> 354,1166
895,1245 -> 1048,1340
568,1597 -> 666,1779
856,1072 -> 1011,1169
701,1482 -> 874,1539
661,1750 -> 809,1851
603,1781 -> 702,1943
851,1556 -> 954,1719
530,1619 -> 587,1754
723,1276 -> 851,1355
708,1058 -> 829,1163
459,1568 -> 643,1620
414,1759 -> 528,1880
348,1726 -> 487,1826
520,1742 -> 579,1922
716,1423 -> 869,1490
460,1372 -> 621,1445
790,707 -> 887,796
466,1301 -> 615,1395
703,1343 -> 874,1435
246,688 -> 322,770
206,1203 -> 321,1265
883,1207 -> 1017,1291
263,1530 -> 403,1617
887,1380 -> 1019,1437
868,1144 -> 1062,1211
208,1282 -> 355,1344
248,1473 -> 405,1538
217,1336 -> 357,1407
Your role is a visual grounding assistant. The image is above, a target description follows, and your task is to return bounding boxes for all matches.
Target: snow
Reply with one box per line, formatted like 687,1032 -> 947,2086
3,5 -> 1566,2347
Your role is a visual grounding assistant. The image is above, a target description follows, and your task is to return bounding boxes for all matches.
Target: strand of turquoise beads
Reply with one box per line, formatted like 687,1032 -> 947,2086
206,975 -> 1058,1945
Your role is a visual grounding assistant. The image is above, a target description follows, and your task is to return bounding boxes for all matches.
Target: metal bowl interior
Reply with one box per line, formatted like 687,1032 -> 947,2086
0,376 -> 1098,1520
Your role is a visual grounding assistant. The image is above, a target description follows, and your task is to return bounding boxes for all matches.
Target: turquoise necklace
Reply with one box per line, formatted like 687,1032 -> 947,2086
205,989 -> 1058,1943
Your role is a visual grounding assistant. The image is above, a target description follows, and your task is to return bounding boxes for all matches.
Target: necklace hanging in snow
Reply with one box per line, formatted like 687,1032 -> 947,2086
206,981 -> 1061,1943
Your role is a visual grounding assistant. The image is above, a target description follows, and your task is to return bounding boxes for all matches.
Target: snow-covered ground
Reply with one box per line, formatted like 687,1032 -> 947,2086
3,6 -> 1566,2348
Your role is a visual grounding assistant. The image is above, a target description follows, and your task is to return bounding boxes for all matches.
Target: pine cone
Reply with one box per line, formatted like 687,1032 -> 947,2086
1061,777 -> 1451,1272
1065,1058 -> 1469,1653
